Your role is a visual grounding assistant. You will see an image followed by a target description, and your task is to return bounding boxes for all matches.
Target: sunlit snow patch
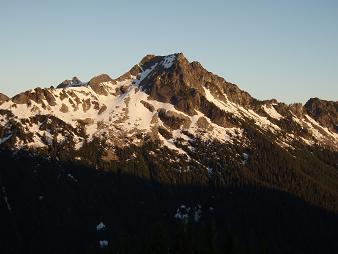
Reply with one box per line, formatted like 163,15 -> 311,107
262,105 -> 283,120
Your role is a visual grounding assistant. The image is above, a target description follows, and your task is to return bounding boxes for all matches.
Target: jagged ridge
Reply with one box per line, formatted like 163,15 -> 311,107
0,53 -> 337,152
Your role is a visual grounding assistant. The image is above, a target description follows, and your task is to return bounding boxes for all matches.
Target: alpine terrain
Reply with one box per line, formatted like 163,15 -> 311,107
0,53 -> 337,254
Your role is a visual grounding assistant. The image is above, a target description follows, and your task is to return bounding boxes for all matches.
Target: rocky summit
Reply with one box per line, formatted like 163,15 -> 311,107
0,53 -> 338,254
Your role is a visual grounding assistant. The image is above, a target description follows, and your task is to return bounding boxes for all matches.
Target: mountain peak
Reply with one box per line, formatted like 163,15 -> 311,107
0,92 -> 9,104
116,53 -> 183,82
57,76 -> 84,88
305,97 -> 338,132
88,74 -> 114,95
134,52 -> 257,115
138,53 -> 186,70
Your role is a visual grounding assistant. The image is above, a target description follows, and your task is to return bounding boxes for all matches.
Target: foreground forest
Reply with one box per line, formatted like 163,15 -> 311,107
1,147 -> 337,254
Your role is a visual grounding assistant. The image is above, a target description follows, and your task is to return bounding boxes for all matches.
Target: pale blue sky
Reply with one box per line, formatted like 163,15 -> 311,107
0,0 -> 337,103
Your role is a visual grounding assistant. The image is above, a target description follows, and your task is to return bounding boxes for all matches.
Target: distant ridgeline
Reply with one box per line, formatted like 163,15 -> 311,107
0,53 -> 337,254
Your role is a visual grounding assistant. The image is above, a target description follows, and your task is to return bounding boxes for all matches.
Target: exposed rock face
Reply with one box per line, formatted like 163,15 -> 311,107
199,97 -> 233,127
305,98 -> 338,132
11,92 -> 29,104
137,53 -> 260,116
116,64 -> 142,82
60,104 -> 69,113
82,98 -> 91,112
139,54 -> 204,115
78,118 -> 94,125
140,100 -> 155,112
119,85 -> 129,94
158,125 -> 173,139
98,105 -> 107,115
0,93 -> 9,104
88,74 -> 114,95
158,108 -> 191,130
116,55 -> 165,82
11,88 -> 56,106
196,116 -> 213,131
289,103 -> 305,118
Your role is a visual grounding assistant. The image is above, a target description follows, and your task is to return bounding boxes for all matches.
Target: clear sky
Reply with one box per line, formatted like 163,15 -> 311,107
0,0 -> 337,103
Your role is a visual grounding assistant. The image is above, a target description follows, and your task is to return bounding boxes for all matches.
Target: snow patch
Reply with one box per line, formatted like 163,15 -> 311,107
0,134 -> 12,145
207,167 -> 214,177
304,115 -> 338,140
2,187 -> 11,212
174,204 -> 202,224
99,240 -> 108,248
262,105 -> 283,120
96,222 -> 106,231
202,87 -> 280,132
242,153 -> 249,164
162,55 -> 176,69
67,173 -> 78,182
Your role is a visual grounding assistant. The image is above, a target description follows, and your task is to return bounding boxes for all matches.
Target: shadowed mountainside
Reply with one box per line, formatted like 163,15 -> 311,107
1,149 -> 337,254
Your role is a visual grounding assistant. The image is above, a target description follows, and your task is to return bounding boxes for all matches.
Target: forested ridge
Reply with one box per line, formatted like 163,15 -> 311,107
1,134 -> 337,254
